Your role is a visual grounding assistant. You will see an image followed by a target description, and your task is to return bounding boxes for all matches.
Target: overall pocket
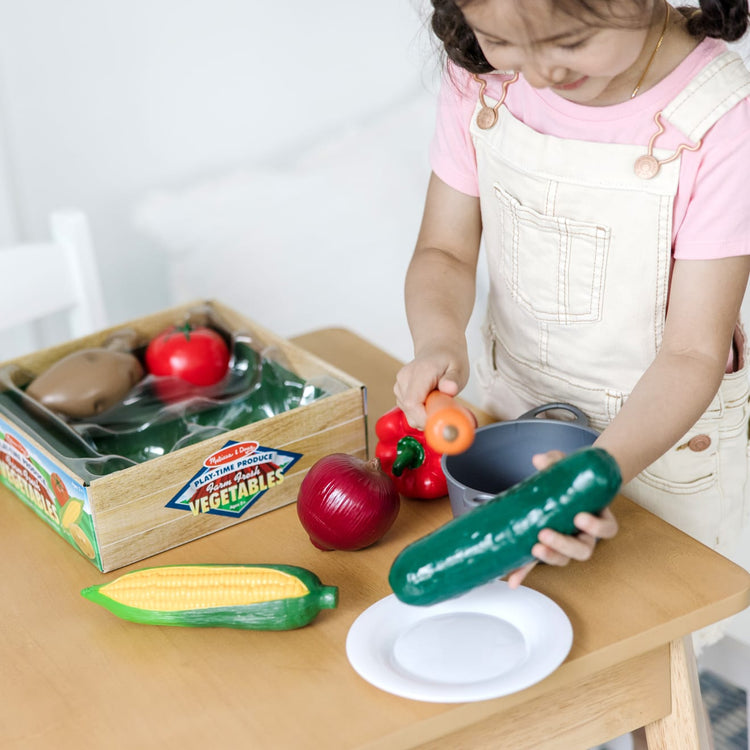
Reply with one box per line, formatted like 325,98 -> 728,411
494,185 -> 611,325
625,367 -> 750,553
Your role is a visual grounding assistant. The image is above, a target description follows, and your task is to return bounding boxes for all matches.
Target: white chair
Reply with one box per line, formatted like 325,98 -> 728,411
0,210 -> 107,359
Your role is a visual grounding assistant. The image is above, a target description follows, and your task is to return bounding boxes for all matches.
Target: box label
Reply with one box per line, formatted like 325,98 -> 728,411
0,417 -> 101,567
166,440 -> 302,518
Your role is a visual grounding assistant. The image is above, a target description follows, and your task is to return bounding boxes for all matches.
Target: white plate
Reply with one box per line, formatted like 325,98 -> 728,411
346,580 -> 572,703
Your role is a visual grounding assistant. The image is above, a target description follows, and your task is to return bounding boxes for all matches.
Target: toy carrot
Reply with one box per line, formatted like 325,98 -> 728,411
423,391 -> 476,455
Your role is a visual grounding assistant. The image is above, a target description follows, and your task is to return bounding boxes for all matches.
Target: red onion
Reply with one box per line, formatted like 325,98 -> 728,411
297,453 -> 400,551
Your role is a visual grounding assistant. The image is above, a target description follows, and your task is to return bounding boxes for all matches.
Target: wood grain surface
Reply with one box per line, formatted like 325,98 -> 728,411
1,326 -> 748,750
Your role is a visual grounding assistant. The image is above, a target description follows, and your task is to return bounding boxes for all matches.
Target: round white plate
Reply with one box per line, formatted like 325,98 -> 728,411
346,580 -> 572,703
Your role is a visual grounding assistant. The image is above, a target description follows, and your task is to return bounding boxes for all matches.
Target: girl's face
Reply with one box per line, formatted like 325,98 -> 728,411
462,0 -> 658,105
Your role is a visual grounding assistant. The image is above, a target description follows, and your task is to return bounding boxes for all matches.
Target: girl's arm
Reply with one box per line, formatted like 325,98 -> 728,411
595,254 -> 750,483
508,254 -> 750,587
394,172 -> 483,429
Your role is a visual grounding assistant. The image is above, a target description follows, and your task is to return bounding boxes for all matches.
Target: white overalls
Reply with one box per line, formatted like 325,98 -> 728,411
472,51 -> 750,557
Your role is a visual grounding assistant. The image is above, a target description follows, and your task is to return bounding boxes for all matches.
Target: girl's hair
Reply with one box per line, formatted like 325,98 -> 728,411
684,0 -> 750,39
431,0 -> 750,73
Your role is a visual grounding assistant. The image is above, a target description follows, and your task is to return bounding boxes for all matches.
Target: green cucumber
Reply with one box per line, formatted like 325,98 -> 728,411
388,447 -> 621,606
81,563 -> 338,630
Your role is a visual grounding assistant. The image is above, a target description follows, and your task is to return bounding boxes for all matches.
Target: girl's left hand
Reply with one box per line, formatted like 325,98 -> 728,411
505,450 -> 620,589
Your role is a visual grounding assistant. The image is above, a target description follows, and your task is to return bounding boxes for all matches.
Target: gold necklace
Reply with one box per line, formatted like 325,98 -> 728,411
631,1 -> 670,98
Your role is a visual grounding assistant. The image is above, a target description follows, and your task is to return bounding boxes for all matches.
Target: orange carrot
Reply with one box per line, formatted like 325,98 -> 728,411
424,391 -> 476,455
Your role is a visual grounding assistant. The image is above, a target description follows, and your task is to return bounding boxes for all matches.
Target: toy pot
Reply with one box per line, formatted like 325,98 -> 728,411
441,403 -> 599,518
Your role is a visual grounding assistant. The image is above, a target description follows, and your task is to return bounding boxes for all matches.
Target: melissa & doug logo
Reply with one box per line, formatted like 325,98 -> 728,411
166,440 -> 302,518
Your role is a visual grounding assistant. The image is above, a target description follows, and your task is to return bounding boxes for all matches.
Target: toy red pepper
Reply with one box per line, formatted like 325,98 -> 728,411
375,407 -> 448,499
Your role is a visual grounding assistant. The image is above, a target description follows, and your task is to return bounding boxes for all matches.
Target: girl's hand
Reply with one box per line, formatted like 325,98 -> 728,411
505,449 -> 619,588
506,507 -> 619,588
394,344 -> 469,429
531,449 -> 566,471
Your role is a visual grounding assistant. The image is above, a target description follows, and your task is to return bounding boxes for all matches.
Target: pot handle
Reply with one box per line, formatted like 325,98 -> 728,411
465,492 -> 497,510
516,402 -> 591,428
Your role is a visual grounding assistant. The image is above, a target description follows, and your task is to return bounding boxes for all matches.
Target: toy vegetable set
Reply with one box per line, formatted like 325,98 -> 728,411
1,291 -> 624,689
0,301 -> 366,571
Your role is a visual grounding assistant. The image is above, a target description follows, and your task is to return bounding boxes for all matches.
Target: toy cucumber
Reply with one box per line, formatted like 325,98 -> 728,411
81,563 -> 338,630
389,447 -> 621,606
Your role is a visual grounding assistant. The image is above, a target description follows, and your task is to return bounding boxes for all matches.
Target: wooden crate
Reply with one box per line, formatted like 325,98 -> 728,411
0,301 -> 367,571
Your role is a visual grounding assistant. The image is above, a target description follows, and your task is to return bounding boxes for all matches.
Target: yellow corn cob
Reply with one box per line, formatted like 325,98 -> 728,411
81,564 -> 338,630
100,565 -> 308,611
60,499 -> 83,529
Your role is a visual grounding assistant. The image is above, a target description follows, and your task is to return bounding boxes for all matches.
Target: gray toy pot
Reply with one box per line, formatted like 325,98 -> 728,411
442,403 -> 599,518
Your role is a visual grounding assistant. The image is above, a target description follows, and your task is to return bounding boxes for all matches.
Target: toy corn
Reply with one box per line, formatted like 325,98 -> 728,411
81,563 -> 338,630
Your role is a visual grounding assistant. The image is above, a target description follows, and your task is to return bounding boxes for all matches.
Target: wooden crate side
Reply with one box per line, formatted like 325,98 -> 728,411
95,472 -> 306,572
89,386 -> 365,515
95,415 -> 366,572
91,403 -> 366,527
92,388 -> 366,571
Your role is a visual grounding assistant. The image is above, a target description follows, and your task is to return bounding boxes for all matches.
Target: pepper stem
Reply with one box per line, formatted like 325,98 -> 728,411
391,436 -> 425,477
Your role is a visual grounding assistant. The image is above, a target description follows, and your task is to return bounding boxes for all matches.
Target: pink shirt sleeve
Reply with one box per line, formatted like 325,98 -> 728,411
673,100 -> 750,260
429,67 -> 481,197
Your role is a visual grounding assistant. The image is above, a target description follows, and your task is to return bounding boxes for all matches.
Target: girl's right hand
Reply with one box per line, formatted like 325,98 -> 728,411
394,343 -> 469,430
505,450 -> 619,588
505,507 -> 619,588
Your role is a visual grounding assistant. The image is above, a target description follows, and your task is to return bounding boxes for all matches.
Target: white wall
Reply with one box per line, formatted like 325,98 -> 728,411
0,0 -> 432,328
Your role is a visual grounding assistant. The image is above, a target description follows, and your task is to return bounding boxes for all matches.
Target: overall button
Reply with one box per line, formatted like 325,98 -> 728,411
688,435 -> 711,452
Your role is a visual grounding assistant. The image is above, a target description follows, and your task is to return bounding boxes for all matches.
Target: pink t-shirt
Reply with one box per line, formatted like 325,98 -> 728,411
430,38 -> 750,261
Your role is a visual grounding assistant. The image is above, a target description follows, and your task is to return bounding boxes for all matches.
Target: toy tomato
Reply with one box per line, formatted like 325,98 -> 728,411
145,324 -> 231,396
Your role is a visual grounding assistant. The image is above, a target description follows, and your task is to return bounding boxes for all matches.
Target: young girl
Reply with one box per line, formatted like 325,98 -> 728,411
395,0 -> 750,588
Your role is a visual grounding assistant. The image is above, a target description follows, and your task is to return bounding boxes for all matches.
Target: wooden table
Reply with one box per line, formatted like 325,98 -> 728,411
1,327 -> 749,750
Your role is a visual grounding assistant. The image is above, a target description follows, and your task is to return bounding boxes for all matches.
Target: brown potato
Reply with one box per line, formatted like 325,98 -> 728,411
27,348 -> 144,419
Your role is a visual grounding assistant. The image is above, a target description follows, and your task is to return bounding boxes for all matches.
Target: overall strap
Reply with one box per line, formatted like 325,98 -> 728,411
662,51 -> 750,141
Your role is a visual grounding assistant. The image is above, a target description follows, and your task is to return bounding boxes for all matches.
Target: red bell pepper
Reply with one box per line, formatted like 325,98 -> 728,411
375,407 -> 447,499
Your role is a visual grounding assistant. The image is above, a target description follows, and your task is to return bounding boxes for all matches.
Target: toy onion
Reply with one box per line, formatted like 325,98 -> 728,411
297,454 -> 400,550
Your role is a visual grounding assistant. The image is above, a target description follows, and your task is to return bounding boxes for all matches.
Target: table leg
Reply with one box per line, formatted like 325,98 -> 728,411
644,636 -> 714,750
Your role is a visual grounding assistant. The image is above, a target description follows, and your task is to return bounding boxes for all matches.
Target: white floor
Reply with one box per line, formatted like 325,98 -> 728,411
590,733 -> 633,750
699,635 -> 750,745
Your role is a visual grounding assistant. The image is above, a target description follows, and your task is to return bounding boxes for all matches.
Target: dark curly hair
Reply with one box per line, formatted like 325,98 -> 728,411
684,0 -> 750,39
431,0 -> 750,73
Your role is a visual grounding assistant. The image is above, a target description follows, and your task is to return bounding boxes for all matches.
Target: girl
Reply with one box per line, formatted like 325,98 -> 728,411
395,0 -> 750,589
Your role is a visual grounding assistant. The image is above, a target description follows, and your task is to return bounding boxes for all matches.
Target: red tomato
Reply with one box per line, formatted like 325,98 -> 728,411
50,472 -> 70,506
145,325 -> 230,397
